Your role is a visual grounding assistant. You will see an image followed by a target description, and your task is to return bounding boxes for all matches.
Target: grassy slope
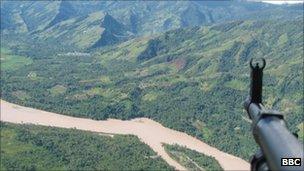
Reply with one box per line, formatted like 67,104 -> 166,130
0,48 -> 32,71
0,122 -> 173,170
1,19 -> 303,160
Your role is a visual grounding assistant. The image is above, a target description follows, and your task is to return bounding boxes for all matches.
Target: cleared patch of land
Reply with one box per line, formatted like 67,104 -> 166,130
164,144 -> 223,171
0,100 -> 250,170
1,48 -> 32,71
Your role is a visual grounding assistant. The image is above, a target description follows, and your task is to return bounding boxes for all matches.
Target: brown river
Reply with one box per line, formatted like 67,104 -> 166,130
0,100 -> 249,170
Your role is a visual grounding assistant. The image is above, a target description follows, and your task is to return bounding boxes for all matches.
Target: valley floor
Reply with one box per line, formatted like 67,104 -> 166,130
0,100 -> 249,170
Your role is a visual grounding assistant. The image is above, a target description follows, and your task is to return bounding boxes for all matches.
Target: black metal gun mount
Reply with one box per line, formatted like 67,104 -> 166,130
244,58 -> 304,171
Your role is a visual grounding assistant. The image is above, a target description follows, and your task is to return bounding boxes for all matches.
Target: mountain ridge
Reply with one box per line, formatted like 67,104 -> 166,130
44,1 -> 77,30
1,1 -> 303,48
1,18 -> 302,160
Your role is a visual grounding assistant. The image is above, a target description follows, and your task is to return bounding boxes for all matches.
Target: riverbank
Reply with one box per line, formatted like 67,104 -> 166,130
0,100 -> 249,170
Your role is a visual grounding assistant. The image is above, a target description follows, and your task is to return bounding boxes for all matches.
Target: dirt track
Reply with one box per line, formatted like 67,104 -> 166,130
0,100 -> 249,170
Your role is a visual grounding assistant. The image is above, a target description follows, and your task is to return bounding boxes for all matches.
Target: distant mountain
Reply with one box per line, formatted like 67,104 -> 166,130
44,1 -> 77,30
32,12 -> 132,49
1,0 -> 303,169
91,13 -> 133,48
1,1 -> 303,48
15,1 -> 60,32
2,19 -> 303,160
0,1 -> 30,33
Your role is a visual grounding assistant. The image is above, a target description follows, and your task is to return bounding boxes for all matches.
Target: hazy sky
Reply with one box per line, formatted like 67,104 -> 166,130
261,1 -> 304,4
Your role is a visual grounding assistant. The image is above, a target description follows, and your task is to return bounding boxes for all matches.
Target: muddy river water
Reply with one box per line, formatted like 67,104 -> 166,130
1,100 -> 249,170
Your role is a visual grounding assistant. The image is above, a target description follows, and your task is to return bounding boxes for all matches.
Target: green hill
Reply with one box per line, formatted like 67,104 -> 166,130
1,19 -> 302,160
0,122 -> 173,170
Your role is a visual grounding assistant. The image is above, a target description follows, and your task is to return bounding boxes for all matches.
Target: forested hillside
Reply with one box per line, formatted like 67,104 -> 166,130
0,122 -> 173,170
1,1 -> 302,48
1,18 -> 303,160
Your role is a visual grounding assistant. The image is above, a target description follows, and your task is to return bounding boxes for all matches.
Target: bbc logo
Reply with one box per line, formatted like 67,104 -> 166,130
281,158 -> 301,166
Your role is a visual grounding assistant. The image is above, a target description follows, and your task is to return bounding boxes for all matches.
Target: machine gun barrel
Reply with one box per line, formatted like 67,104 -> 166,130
244,58 -> 304,171
246,103 -> 304,171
